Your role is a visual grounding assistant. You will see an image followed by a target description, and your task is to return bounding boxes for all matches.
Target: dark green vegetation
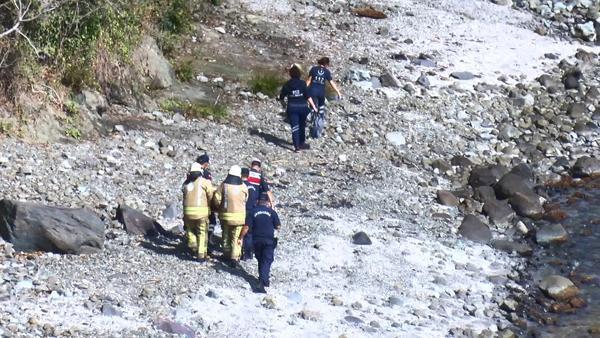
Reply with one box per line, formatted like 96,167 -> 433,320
160,98 -> 228,120
249,71 -> 286,98
0,0 -> 217,97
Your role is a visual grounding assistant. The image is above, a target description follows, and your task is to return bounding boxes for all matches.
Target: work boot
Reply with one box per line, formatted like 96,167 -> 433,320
300,143 -> 311,150
226,259 -> 241,269
255,282 -> 267,294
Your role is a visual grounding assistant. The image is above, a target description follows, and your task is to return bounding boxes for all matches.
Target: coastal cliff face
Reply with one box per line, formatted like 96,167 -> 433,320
1,0 -> 600,337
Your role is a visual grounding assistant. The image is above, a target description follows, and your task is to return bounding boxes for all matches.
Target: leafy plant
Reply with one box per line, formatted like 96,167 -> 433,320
175,60 -> 195,82
65,126 -> 81,139
0,121 -> 13,135
249,72 -> 285,97
63,100 -> 79,116
160,98 -> 228,120
161,0 -> 193,34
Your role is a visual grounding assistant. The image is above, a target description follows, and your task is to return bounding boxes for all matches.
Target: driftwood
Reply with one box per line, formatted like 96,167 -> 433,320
352,7 -> 387,19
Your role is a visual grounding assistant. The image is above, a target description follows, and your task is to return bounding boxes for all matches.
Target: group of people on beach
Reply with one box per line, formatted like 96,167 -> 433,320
279,57 -> 342,152
181,58 -> 341,292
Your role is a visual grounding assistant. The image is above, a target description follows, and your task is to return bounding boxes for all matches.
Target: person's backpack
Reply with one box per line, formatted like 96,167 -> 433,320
309,106 -> 326,139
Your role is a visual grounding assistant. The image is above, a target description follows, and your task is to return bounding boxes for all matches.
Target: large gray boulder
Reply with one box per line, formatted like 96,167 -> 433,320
539,275 -> 579,301
132,36 -> 175,90
117,205 -> 165,237
483,199 -> 515,226
459,215 -> 492,243
0,200 -> 104,254
509,191 -> 544,219
468,165 -> 509,188
571,156 -> 600,178
536,223 -> 568,245
494,173 -> 534,199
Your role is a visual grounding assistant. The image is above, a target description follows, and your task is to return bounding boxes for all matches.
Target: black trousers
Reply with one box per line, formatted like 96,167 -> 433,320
254,240 -> 275,286
287,106 -> 309,149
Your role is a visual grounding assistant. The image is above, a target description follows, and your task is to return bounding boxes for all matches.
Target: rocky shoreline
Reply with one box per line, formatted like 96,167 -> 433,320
2,1 -> 600,337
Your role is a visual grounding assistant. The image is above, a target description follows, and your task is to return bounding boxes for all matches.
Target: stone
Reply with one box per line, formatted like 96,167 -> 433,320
431,159 -> 452,172
0,200 -> 104,254
567,103 -> 587,119
206,290 -> 218,299
474,186 -> 496,203
483,199 -> 515,226
494,173 -> 534,199
352,231 -> 372,245
571,156 -> 600,177
539,275 -> 579,301
162,203 -> 178,220
450,71 -> 476,80
116,204 -> 165,237
509,191 -> 544,219
154,318 -> 196,338
261,296 -> 277,309
344,316 -> 364,324
458,215 -> 492,243
385,132 -> 406,146
573,21 -> 597,42
563,69 -> 582,90
437,190 -> 459,207
491,0 -> 513,5
491,240 -> 532,256
344,68 -> 371,82
101,303 -> 122,317
510,163 -> 535,182
388,296 -> 404,306
450,155 -> 474,168
417,74 -> 430,88
379,70 -> 401,88
468,165 -> 508,187
500,298 -> 519,312
498,125 -> 522,141
77,90 -> 108,115
132,36 -> 175,90
536,223 -> 568,244
299,310 -> 321,321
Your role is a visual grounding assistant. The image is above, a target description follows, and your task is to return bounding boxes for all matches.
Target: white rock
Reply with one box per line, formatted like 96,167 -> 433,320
215,27 -> 226,34
196,75 -> 209,82
573,21 -> 597,41
386,132 -> 406,146
339,154 -> 348,162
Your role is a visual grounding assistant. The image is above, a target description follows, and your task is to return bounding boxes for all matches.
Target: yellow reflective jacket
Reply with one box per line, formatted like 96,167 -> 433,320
213,182 -> 248,225
182,177 -> 215,219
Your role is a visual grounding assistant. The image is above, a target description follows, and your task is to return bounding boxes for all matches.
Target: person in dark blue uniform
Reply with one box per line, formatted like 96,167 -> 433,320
239,193 -> 281,293
279,64 -> 318,152
307,57 -> 342,112
240,167 -> 259,260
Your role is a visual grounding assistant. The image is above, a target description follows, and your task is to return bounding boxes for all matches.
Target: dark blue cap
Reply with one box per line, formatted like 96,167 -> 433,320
196,153 -> 209,164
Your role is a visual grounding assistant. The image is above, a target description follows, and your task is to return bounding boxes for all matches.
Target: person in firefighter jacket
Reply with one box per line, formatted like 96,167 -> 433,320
182,162 -> 216,262
213,165 -> 248,267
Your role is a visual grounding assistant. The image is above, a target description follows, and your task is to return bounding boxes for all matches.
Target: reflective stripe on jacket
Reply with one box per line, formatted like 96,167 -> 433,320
183,177 -> 215,219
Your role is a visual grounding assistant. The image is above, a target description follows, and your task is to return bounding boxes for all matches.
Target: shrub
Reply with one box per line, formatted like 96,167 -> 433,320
249,72 -> 285,97
63,100 -> 79,116
0,121 -> 13,135
65,127 -> 82,139
160,98 -> 227,120
161,0 -> 194,34
175,60 -> 195,82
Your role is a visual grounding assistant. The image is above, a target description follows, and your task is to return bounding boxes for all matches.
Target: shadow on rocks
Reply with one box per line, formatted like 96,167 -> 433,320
248,128 -> 294,151
212,259 -> 262,293
139,235 -> 196,262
